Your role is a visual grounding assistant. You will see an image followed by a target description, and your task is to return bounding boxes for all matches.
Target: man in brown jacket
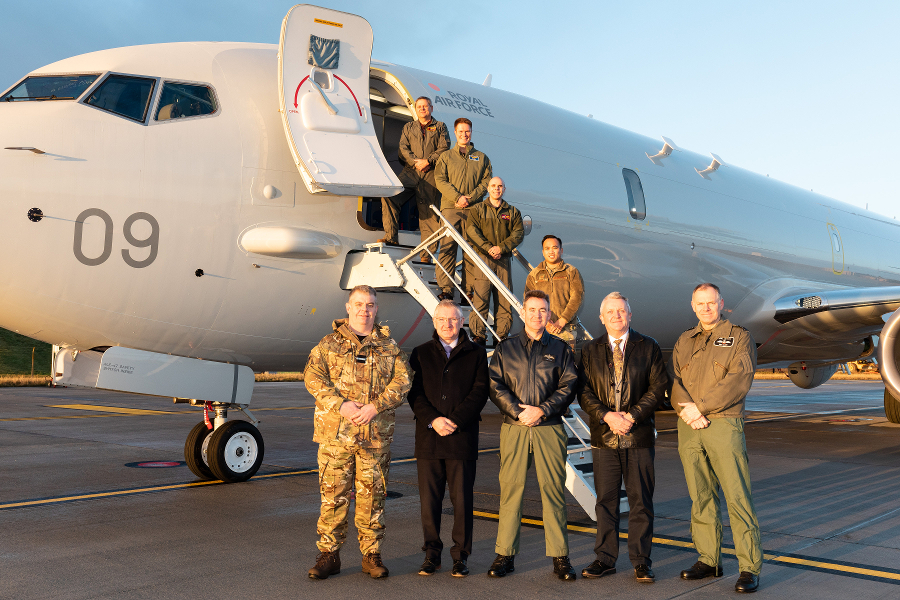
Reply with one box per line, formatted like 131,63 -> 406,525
304,285 -> 413,581
525,235 -> 585,348
465,177 -> 523,344
434,117 -> 492,300
379,96 -> 450,261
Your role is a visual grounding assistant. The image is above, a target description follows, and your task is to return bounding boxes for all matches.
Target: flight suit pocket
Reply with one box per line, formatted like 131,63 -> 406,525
713,360 -> 728,380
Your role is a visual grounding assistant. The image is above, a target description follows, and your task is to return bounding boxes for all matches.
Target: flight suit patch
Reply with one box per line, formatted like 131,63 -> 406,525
468,155 -> 480,161
543,354 -> 556,362
714,337 -> 734,347
501,213 -> 510,221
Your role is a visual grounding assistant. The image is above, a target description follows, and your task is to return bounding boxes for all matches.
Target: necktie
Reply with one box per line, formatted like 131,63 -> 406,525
613,339 -> 624,383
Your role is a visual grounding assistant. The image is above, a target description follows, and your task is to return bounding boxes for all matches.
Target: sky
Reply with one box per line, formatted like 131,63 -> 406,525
2,0 -> 898,217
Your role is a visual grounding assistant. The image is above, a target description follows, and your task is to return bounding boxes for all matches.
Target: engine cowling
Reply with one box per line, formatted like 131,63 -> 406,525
787,363 -> 838,389
878,310 -> 900,423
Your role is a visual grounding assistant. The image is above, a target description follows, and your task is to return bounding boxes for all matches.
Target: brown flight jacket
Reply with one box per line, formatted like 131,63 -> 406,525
525,261 -> 585,324
304,319 -> 412,448
398,117 -> 450,171
466,199 -> 524,261
670,319 -> 757,419
434,143 -> 492,210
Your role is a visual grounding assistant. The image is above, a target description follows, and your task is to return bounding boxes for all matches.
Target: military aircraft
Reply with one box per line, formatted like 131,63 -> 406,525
3,4 -> 900,485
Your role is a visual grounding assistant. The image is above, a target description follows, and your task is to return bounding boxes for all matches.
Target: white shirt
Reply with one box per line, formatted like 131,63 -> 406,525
439,336 -> 459,358
608,330 -> 629,354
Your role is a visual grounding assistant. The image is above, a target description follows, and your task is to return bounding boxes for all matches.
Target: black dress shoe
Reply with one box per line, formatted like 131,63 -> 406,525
487,554 -> 514,577
552,556 -> 577,581
437,291 -> 454,302
634,564 -> 655,582
451,559 -> 469,577
735,572 -> 759,593
681,561 -> 723,580
418,557 -> 440,576
582,559 -> 616,578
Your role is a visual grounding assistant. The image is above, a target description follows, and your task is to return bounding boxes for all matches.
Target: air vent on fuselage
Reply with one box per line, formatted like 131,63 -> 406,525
795,296 -> 823,309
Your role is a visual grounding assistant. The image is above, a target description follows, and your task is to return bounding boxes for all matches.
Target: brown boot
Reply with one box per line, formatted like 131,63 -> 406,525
362,552 -> 389,578
308,550 -> 341,579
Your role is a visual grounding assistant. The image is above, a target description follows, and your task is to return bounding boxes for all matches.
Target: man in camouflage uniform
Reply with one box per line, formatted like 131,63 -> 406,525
304,285 -> 412,580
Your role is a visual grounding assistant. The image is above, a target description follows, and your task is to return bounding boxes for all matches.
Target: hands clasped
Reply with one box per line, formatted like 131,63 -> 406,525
340,401 -> 378,425
517,404 -> 544,427
603,411 -> 633,436
678,402 -> 710,429
431,416 -> 458,436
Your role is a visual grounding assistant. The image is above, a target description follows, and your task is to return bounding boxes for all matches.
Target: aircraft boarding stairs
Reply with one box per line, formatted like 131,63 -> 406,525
341,206 -> 613,520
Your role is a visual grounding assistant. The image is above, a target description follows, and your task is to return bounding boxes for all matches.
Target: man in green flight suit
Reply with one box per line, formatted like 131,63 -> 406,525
304,285 -> 412,581
672,282 -> 761,594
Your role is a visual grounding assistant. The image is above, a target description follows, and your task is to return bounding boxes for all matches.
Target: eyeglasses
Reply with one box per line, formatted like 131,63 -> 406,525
434,317 -> 461,324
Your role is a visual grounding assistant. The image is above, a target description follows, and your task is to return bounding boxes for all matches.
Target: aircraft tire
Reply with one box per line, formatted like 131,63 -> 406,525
885,388 -> 900,424
184,421 -> 216,480
207,420 -> 265,483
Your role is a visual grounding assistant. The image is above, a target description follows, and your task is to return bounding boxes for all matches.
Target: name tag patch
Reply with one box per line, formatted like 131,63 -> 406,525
543,354 -> 555,362
355,353 -> 367,363
501,213 -> 510,221
714,337 -> 734,347
468,155 -> 480,161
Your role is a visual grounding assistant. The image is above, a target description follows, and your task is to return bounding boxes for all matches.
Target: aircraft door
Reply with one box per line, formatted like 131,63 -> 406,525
827,222 -> 844,274
278,5 -> 403,198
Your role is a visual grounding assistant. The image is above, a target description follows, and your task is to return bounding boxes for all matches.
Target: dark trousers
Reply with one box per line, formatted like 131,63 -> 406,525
417,458 -> 477,562
593,446 -> 655,567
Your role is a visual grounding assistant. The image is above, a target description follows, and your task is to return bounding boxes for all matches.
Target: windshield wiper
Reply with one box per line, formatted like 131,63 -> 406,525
4,94 -> 76,101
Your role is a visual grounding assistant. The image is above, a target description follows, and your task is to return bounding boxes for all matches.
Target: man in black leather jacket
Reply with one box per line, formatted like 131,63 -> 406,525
487,289 -> 579,581
578,292 -> 669,583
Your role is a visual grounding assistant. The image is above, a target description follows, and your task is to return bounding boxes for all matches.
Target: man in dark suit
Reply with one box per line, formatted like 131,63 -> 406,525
408,299 -> 490,577
578,291 -> 670,583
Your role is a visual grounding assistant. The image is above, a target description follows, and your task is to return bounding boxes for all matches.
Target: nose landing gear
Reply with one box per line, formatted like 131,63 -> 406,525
182,402 -> 264,482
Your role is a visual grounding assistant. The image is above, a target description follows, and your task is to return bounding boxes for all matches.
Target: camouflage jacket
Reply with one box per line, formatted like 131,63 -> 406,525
304,319 -> 412,448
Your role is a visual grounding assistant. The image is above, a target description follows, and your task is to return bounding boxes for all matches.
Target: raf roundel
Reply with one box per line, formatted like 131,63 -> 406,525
428,83 -> 440,91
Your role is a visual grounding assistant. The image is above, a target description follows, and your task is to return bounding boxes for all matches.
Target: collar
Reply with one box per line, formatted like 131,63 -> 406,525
456,143 -> 474,157
334,318 -> 388,347
608,330 -> 629,351
518,328 -> 550,347
689,318 -> 731,338
538,260 -> 568,273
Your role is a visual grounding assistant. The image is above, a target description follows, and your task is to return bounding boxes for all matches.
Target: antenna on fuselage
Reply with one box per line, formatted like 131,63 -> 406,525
482,74 -> 492,87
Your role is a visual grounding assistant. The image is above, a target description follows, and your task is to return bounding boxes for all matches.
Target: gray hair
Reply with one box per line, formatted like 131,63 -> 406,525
600,291 -> 631,315
692,282 -> 723,301
349,285 -> 377,301
434,299 -> 463,319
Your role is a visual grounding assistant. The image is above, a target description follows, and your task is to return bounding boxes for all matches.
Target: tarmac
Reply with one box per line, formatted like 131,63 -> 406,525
2,379 -> 900,599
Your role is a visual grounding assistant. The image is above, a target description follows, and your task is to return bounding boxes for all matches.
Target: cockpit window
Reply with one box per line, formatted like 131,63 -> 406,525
2,75 -> 98,102
155,82 -> 217,121
85,74 -> 156,122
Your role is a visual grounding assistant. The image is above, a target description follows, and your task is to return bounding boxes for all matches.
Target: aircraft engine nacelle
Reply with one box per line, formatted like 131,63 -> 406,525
787,363 -> 838,389
878,310 -> 900,423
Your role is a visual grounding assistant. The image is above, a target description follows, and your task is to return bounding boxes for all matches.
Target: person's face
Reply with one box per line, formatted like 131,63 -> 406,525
488,178 -> 505,201
346,292 -> 377,333
433,306 -> 462,344
691,287 -> 723,328
542,238 -> 562,264
455,123 -> 472,146
521,297 -> 550,335
600,298 -> 631,338
415,99 -> 432,121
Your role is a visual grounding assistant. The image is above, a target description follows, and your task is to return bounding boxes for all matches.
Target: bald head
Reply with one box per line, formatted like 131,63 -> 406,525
488,177 -> 505,205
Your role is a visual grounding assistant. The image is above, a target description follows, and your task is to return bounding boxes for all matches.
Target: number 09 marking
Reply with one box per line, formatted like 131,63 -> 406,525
74,209 -> 160,268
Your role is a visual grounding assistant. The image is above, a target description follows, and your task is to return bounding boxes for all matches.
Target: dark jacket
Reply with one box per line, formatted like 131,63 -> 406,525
408,330 -> 490,460
489,329 -> 578,426
578,329 -> 670,449
466,199 -> 524,261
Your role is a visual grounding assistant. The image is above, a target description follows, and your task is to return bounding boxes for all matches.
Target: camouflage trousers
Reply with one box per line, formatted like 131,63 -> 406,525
316,443 -> 391,555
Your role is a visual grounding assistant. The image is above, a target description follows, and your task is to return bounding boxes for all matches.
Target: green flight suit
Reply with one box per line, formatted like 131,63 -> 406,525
671,319 -> 762,575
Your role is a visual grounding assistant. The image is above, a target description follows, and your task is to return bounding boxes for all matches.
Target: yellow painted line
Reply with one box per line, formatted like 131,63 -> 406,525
473,510 -> 900,582
0,414 -> 123,422
0,480 -> 222,509
49,404 -> 185,415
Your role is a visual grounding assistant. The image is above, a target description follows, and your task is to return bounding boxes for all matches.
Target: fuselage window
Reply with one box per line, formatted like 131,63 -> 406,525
84,74 -> 156,123
622,168 -> 647,220
155,82 -> 218,122
2,75 -> 98,102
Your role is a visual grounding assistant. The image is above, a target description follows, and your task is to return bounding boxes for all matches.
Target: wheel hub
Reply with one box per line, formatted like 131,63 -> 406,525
223,432 -> 257,473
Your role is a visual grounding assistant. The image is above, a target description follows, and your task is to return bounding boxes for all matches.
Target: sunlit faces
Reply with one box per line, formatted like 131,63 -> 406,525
542,237 -> 562,266
455,122 -> 472,147
488,177 -> 505,202
433,304 -> 463,344
521,296 -> 550,337
415,98 -> 433,123
600,298 -> 631,338
691,286 -> 723,329
346,291 -> 378,335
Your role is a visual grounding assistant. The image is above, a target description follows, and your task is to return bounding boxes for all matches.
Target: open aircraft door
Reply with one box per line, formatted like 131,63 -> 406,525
278,5 -> 403,197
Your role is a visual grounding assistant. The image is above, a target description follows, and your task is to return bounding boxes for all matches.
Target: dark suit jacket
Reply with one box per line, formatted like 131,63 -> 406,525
578,328 -> 669,449
408,330 -> 489,460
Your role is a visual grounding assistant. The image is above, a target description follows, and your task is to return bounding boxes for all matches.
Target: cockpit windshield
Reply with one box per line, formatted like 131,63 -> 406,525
2,75 -> 98,102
